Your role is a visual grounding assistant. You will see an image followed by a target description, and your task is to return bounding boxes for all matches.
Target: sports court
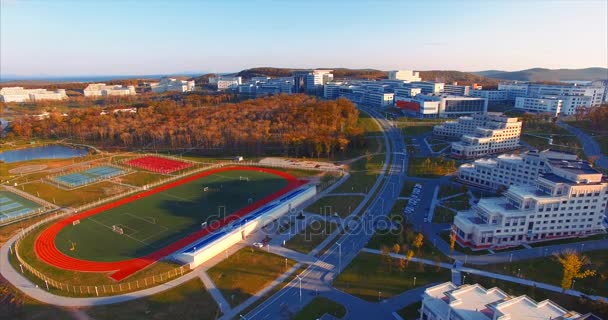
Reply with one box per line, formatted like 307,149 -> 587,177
124,155 -> 193,174
52,165 -> 125,188
0,191 -> 42,223
35,166 -> 305,280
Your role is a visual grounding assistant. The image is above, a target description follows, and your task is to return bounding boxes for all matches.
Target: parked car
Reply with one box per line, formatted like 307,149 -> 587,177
252,242 -> 264,248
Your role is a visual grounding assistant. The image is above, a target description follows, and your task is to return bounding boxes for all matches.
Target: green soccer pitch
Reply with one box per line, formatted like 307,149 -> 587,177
53,169 -> 288,262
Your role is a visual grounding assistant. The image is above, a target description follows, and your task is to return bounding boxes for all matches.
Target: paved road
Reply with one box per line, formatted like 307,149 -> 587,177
558,120 -> 608,169
241,106 -> 407,320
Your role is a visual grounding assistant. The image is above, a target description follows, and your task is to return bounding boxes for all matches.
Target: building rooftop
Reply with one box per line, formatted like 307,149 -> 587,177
548,159 -> 599,175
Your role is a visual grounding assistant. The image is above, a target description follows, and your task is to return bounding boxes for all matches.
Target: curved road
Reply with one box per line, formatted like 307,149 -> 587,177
558,120 -> 608,169
242,106 -> 408,320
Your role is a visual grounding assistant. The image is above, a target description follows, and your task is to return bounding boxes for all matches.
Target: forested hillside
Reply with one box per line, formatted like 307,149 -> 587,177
8,95 -> 364,158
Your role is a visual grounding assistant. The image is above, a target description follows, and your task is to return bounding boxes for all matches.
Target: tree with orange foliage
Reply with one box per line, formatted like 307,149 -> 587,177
413,233 -> 424,254
553,250 -> 596,290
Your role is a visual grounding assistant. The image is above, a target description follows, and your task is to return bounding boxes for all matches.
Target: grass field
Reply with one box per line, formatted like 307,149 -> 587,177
333,252 -> 450,301
398,303 -> 421,320
207,247 -> 296,307
333,154 -> 385,194
285,219 -> 339,254
117,171 -> 168,187
407,157 -> 457,178
54,169 -> 289,261
21,180 -> 133,207
293,297 -> 346,320
476,249 -> 608,296
304,195 -> 363,218
85,278 -> 221,320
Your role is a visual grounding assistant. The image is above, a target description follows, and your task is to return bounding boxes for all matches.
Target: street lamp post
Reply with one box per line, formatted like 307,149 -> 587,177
517,268 -> 521,278
572,279 -> 576,290
509,253 -> 513,263
413,276 -> 417,287
378,290 -> 381,301
463,275 -> 466,284
337,242 -> 342,271
297,275 -> 302,302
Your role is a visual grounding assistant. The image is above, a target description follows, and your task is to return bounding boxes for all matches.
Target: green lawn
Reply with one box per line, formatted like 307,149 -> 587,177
333,154 -> 385,194
408,157 -> 457,178
208,247 -> 296,307
117,171 -> 168,187
432,206 -> 456,223
293,297 -> 346,320
0,276 -> 76,320
438,184 -> 467,199
521,122 -> 583,155
400,124 -> 436,136
86,278 -> 221,320
333,252 -> 450,301
400,182 -> 417,197
54,169 -> 288,261
21,180 -> 133,208
398,302 -> 421,320
476,250 -> 608,296
305,195 -> 363,218
366,228 -> 451,263
285,219 -> 339,254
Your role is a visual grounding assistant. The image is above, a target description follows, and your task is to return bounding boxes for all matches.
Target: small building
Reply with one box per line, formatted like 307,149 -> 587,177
83,83 -> 136,97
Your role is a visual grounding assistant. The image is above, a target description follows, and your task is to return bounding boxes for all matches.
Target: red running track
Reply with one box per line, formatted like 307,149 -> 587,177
34,166 -> 305,281
124,155 -> 194,174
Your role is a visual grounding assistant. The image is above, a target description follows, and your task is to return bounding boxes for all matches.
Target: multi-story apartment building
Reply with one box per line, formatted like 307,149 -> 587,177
433,113 -> 519,138
83,83 -> 136,97
420,282 -> 597,320
514,96 -> 563,116
454,159 -> 607,248
458,149 -> 578,190
387,70 -> 421,82
592,79 -> 608,103
443,83 -> 471,96
0,87 -> 67,102
469,89 -> 508,102
150,77 -> 195,93
209,76 -> 242,91
293,69 -> 333,95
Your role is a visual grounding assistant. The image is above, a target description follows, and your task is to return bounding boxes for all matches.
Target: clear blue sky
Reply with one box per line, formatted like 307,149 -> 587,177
1,0 -> 607,77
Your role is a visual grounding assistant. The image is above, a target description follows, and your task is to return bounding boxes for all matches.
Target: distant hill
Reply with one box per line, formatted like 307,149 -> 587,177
418,70 -> 499,87
473,68 -> 608,82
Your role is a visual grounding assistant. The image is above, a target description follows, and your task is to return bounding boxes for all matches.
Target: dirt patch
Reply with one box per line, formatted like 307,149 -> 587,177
8,165 -> 48,174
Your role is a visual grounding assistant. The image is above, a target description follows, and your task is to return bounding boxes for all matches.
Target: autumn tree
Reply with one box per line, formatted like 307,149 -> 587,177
449,231 -> 457,253
554,250 -> 596,290
405,249 -> 415,267
413,233 -> 424,254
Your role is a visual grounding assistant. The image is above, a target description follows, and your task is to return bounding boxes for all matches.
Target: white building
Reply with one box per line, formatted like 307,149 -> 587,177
208,76 -> 242,91
470,89 -> 508,102
498,82 -> 606,111
406,81 -> 445,95
458,149 -> 579,190
150,77 -> 195,93
0,87 -> 67,103
433,113 -> 522,159
454,159 -> 607,248
238,77 -> 294,98
294,70 -> 333,95
395,91 -> 487,118
387,70 -> 421,82
420,282 -> 596,320
443,83 -> 471,96
323,81 -> 343,99
514,96 -> 563,116
83,83 -> 136,97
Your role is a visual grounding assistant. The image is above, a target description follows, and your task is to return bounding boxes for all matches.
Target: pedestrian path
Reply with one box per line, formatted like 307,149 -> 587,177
198,270 -> 231,313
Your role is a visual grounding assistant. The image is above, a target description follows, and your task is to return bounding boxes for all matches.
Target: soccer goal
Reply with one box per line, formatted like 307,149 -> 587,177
72,220 -> 80,226
239,176 -> 249,182
112,225 -> 124,235
203,186 -> 209,192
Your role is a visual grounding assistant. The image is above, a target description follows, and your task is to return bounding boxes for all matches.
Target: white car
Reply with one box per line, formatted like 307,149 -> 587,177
252,242 -> 264,248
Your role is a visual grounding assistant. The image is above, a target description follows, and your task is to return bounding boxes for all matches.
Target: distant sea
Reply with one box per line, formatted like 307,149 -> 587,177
0,73 -> 206,83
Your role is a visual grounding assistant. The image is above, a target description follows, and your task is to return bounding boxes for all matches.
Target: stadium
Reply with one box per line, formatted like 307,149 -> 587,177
11,157 -> 317,295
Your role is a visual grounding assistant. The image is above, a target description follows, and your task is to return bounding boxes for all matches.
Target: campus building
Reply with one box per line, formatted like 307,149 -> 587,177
83,83 -> 136,97
405,81 -> 445,95
514,96 -> 563,116
0,87 -> 67,103
293,69 -> 333,95
209,76 -> 242,91
469,89 -> 509,103
387,70 -> 421,82
432,113 -> 522,159
458,149 -> 579,190
238,77 -> 294,98
442,83 -> 471,96
394,92 -> 487,118
420,282 -> 599,320
150,77 -> 195,93
453,159 -> 608,248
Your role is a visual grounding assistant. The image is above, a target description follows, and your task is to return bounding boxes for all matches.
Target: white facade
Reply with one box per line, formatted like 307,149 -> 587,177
0,87 -> 67,102
238,77 -> 294,98
458,149 -> 579,190
514,96 -> 563,116
420,282 -> 590,320
150,77 -> 195,93
454,159 -> 607,248
443,83 -> 471,96
470,89 -> 508,102
83,83 -> 136,97
433,113 -> 522,159
209,76 -> 242,91
387,70 -> 421,82
406,81 -> 445,95
498,82 -> 606,110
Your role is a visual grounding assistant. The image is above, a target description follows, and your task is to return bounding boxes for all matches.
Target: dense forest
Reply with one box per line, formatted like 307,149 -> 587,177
8,95 -> 364,157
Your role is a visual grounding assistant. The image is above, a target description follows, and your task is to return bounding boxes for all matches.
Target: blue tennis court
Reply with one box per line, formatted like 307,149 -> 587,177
52,165 -> 125,188
0,191 -> 42,223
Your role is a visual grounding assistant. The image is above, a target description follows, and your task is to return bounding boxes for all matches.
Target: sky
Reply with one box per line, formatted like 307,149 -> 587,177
1,0 -> 607,77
